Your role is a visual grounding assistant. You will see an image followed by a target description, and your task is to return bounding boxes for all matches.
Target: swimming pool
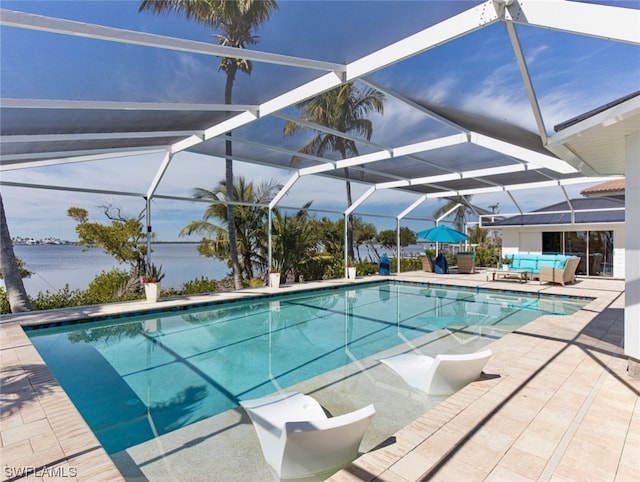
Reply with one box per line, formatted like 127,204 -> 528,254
26,281 -> 588,455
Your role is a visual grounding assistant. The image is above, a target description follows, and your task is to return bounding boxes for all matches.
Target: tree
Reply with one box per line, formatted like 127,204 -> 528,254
139,0 -> 278,290
433,195 -> 474,233
67,204 -> 148,279
180,177 -> 282,281
271,202 -> 319,282
283,82 -> 385,260
377,227 -> 416,250
352,218 -> 377,261
468,224 -> 488,246
0,194 -> 32,312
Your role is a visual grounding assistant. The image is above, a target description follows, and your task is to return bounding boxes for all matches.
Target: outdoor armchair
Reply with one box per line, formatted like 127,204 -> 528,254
240,392 -> 375,481
378,349 -> 492,395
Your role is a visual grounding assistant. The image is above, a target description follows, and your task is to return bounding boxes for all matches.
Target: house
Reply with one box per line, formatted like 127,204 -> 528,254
484,184 -> 625,278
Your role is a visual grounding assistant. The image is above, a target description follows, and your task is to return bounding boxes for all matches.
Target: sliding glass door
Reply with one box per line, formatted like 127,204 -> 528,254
542,230 -> 613,277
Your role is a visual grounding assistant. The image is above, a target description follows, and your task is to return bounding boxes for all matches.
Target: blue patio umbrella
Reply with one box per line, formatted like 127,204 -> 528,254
416,225 -> 469,243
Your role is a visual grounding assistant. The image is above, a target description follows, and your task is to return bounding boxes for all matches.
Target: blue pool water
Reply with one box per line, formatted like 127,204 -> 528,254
27,281 -> 587,454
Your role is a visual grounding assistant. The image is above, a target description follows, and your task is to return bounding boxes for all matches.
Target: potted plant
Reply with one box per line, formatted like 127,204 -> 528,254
347,260 -> 357,280
500,257 -> 512,271
269,259 -> 282,289
142,264 -> 165,302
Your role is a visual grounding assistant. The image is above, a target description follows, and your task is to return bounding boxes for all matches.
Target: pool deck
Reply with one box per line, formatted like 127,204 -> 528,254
1,270 -> 637,481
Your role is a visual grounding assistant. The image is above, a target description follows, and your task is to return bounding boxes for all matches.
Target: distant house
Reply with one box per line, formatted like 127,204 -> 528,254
484,182 -> 625,278
579,178 -> 625,201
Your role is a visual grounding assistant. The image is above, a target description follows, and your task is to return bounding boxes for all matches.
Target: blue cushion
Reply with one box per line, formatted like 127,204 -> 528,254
512,255 -> 536,272
555,257 -> 568,269
537,255 -> 559,270
519,259 -> 537,272
507,254 -> 571,273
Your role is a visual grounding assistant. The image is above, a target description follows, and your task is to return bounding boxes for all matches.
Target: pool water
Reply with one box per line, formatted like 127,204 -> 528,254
27,281 -> 587,454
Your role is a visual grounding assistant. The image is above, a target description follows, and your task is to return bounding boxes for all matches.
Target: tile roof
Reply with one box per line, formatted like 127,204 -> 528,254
580,179 -> 625,195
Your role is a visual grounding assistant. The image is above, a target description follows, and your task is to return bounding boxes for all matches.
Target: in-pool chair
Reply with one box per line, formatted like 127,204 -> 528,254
378,349 -> 492,395
240,392 -> 375,481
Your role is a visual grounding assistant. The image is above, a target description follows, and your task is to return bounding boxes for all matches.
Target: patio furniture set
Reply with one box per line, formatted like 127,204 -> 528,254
419,252 -> 581,286
487,254 -> 581,285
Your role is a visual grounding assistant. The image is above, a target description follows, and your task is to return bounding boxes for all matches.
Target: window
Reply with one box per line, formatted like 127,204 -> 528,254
542,230 -> 613,277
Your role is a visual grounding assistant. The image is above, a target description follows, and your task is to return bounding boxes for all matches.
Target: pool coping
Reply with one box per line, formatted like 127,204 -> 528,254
1,271 -> 634,481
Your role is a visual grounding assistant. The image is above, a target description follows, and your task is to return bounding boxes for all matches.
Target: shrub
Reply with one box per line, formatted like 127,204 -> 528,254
244,278 -> 266,288
30,285 -> 85,311
181,276 -> 219,294
0,288 -> 9,314
84,268 -> 140,304
473,246 -> 500,267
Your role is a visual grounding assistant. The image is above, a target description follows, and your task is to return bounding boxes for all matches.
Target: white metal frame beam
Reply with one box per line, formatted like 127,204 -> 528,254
0,147 -> 166,168
0,9 -> 346,73
1,131 -> 205,143
0,98 -> 259,112
347,1 -> 501,79
0,149 -> 166,172
505,0 -> 640,45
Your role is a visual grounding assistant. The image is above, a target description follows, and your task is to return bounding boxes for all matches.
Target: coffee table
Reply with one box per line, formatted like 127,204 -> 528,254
486,268 -> 529,283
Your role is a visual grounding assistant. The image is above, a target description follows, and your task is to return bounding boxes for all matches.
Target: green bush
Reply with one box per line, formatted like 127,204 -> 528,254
182,276 -> 219,294
244,277 -> 265,288
391,257 -> 421,272
84,268 -> 140,304
30,285 -> 85,311
299,255 -> 335,281
473,246 -> 500,267
0,288 -> 9,314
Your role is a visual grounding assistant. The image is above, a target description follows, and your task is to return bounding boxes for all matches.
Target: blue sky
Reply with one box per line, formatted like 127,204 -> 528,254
1,0 -> 637,241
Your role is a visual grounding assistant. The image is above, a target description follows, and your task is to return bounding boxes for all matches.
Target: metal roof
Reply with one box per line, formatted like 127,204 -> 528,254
487,197 -> 625,227
1,0 -> 639,219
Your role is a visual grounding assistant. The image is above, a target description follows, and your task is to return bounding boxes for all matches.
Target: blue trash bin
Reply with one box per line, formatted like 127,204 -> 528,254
435,254 -> 448,274
379,254 -> 390,275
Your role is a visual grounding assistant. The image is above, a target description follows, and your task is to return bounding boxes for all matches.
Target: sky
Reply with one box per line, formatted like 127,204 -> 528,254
1,0 -> 637,242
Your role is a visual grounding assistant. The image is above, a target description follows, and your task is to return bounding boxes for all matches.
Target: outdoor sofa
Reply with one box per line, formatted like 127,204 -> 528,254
502,254 -> 581,285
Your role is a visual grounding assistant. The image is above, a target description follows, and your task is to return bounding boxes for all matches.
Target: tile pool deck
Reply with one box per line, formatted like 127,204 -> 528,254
1,271 -> 637,481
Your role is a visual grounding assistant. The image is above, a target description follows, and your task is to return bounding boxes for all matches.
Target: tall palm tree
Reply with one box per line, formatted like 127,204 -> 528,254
0,194 -> 32,312
139,0 -> 278,289
180,177 -> 281,280
283,82 -> 384,259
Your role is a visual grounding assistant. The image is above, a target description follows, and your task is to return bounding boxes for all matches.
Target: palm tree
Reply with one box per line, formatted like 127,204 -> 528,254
271,202 -> 317,282
283,82 -> 385,260
180,177 -> 282,281
139,0 -> 278,289
0,193 -> 32,312
433,195 -> 474,233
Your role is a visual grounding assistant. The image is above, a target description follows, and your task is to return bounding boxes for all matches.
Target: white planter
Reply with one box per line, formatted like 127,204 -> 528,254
269,272 -> 281,289
501,264 -> 510,271
347,267 -> 357,280
144,282 -> 161,303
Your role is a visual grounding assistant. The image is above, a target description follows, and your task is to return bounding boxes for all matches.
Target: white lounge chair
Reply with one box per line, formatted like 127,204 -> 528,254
240,392 -> 375,481
379,349 -> 492,395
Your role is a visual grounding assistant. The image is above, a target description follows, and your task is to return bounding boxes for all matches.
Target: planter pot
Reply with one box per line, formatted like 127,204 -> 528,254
269,272 -> 281,289
501,264 -> 510,271
347,267 -> 357,280
144,282 -> 161,303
